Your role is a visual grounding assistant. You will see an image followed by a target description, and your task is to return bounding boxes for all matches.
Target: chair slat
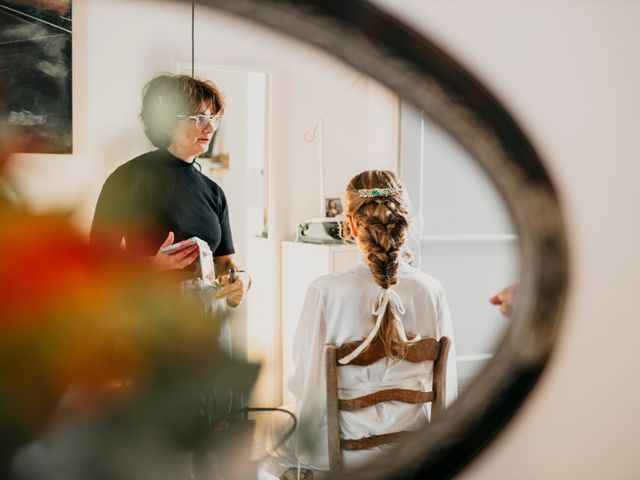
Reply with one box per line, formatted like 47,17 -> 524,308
324,344 -> 342,471
325,336 -> 450,471
431,336 -> 451,416
336,337 -> 441,366
339,388 -> 434,411
341,431 -> 410,450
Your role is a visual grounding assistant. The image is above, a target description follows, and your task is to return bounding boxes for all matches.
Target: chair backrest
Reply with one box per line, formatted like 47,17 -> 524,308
324,336 -> 451,472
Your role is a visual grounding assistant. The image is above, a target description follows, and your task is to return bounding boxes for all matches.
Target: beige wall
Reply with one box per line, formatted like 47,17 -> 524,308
373,0 -> 640,478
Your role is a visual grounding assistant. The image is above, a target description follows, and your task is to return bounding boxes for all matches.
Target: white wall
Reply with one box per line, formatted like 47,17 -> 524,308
400,103 -> 518,391
374,0 -> 640,478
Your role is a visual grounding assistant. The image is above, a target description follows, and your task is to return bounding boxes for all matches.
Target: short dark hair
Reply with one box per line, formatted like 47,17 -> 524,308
139,74 -> 225,148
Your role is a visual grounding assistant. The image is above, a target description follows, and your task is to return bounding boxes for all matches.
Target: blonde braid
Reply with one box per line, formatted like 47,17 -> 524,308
345,171 -> 411,360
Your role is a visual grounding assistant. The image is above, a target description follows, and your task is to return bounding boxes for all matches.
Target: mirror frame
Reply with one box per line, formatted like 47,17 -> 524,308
188,0 -> 569,478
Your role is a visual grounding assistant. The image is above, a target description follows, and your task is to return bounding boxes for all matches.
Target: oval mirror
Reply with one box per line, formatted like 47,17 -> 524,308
0,1 -> 568,479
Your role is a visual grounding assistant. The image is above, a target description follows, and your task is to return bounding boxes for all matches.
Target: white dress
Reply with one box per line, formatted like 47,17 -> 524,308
264,256 -> 457,476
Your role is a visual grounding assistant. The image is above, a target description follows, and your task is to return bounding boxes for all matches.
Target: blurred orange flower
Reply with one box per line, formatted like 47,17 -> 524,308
0,208 -> 213,436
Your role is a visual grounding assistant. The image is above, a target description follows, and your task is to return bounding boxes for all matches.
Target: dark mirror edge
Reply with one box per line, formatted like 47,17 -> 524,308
188,0 -> 569,478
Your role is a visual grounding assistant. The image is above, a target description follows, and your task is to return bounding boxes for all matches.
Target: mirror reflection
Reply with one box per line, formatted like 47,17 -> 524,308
0,1 -> 519,479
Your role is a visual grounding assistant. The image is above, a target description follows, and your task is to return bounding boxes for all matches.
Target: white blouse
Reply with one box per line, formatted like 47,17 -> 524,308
283,255 -> 458,472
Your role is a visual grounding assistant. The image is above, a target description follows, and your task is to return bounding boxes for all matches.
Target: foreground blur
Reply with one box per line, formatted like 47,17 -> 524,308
0,126 -> 260,480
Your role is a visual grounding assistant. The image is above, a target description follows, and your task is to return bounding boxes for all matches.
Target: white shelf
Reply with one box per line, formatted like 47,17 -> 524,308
420,234 -> 518,245
457,353 -> 494,363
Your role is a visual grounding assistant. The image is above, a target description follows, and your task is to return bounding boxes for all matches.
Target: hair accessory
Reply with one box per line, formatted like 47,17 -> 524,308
358,187 -> 399,198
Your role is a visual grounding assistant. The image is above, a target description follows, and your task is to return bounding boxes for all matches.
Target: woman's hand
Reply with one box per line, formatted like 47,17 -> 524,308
213,274 -> 245,308
489,284 -> 517,318
149,232 -> 199,272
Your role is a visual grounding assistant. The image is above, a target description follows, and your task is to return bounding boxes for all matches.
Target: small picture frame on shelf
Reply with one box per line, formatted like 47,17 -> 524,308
325,197 -> 343,218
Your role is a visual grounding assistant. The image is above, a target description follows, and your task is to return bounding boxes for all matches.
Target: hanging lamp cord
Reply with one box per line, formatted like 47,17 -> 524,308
191,0 -> 195,77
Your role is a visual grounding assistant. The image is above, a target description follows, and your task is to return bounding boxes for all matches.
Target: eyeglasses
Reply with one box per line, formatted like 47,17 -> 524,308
176,113 -> 222,131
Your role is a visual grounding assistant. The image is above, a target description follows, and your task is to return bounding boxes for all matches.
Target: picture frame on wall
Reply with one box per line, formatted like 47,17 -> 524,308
0,0 -> 73,153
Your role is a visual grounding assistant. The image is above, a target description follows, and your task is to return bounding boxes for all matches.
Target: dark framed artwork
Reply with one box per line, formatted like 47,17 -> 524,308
0,0 -> 72,153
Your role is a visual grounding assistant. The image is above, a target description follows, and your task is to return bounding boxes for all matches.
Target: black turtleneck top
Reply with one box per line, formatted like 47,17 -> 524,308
90,148 -> 234,258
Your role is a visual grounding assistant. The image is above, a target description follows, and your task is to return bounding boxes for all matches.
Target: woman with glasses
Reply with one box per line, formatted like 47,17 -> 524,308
90,74 -> 245,308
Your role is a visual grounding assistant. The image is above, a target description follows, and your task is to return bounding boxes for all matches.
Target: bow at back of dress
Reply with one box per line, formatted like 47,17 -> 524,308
338,287 -> 420,365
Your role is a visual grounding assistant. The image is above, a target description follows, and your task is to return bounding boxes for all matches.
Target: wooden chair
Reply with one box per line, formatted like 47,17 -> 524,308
324,336 -> 451,472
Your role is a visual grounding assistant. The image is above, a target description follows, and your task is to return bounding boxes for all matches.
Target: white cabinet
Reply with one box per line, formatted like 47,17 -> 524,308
281,241 -> 359,404
245,236 -> 280,407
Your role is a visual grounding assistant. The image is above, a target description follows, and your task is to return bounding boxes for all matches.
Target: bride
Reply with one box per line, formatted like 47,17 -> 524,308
264,170 -> 457,478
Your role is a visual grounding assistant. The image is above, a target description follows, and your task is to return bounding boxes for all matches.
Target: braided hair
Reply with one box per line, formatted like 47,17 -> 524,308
344,170 -> 411,360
